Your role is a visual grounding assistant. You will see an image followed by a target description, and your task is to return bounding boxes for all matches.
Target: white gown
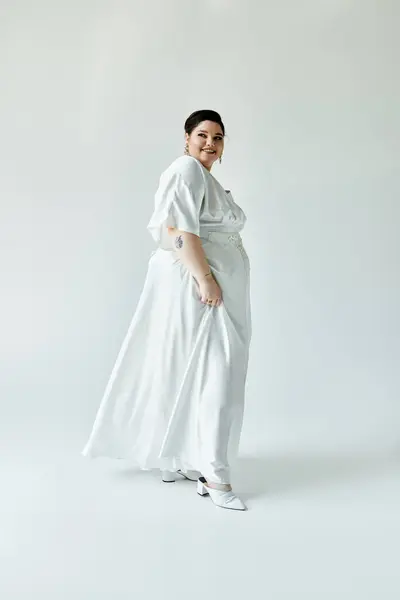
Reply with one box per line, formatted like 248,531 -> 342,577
82,155 -> 251,484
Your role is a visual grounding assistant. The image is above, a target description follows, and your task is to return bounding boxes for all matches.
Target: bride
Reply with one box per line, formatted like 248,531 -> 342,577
82,109 -> 252,511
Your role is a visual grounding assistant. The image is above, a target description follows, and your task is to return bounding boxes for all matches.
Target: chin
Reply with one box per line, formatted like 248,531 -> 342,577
200,155 -> 217,168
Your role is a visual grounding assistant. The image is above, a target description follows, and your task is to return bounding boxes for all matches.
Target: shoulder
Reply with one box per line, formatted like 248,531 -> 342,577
161,155 -> 205,188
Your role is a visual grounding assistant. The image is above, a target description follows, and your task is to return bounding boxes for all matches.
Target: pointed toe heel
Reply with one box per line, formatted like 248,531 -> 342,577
197,477 -> 247,511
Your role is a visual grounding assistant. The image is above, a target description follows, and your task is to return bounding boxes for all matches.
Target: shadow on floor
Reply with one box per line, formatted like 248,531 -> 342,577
108,444 -> 400,501
232,445 -> 400,500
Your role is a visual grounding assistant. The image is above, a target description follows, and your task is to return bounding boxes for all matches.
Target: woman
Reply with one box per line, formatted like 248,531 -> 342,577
82,110 -> 252,511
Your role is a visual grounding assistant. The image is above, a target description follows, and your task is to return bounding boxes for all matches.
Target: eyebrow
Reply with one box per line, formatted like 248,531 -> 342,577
198,130 -> 224,136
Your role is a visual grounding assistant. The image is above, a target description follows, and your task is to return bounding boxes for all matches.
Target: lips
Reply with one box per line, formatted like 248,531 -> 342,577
202,149 -> 216,154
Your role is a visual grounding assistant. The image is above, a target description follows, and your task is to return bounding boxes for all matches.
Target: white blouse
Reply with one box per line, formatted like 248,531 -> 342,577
147,155 -> 247,250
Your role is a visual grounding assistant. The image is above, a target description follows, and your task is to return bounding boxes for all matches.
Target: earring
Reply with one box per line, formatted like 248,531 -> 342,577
219,154 -> 223,164
184,143 -> 189,155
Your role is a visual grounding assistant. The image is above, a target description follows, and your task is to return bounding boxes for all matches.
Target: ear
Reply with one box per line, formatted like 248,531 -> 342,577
185,132 -> 190,143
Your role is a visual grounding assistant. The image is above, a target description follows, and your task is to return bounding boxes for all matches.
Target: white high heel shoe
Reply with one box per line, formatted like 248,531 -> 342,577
161,469 -> 201,483
197,476 -> 247,511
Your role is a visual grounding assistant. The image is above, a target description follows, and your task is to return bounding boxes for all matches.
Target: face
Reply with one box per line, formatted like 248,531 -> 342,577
185,120 -> 224,170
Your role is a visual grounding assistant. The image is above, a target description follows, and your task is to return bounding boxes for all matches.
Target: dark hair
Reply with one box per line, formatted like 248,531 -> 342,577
184,110 -> 225,136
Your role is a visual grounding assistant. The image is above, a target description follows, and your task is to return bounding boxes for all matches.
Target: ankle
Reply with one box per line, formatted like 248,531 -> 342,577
206,480 -> 232,492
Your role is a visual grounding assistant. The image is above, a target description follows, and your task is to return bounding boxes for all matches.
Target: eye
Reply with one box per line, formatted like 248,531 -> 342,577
198,133 -> 207,138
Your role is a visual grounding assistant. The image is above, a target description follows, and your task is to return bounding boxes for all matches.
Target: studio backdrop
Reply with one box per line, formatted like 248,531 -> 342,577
0,0 -> 399,461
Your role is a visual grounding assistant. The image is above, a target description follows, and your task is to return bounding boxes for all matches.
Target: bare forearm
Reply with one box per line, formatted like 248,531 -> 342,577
167,228 -> 211,282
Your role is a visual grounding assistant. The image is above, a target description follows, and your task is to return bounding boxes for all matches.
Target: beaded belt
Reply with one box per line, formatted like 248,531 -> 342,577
227,232 -> 248,259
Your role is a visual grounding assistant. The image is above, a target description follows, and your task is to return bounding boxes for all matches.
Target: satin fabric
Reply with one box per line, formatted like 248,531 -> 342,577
82,156 -> 251,483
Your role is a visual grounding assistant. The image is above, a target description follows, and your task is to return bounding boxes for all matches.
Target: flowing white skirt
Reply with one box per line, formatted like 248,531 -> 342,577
82,231 -> 251,484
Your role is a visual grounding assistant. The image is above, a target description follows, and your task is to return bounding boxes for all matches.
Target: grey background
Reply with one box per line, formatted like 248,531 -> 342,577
1,1 -> 399,599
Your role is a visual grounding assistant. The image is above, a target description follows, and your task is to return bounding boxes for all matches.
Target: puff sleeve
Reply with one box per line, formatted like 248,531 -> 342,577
147,157 -> 205,249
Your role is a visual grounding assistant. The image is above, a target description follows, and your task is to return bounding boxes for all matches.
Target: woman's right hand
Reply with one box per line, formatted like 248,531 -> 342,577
198,275 -> 223,307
